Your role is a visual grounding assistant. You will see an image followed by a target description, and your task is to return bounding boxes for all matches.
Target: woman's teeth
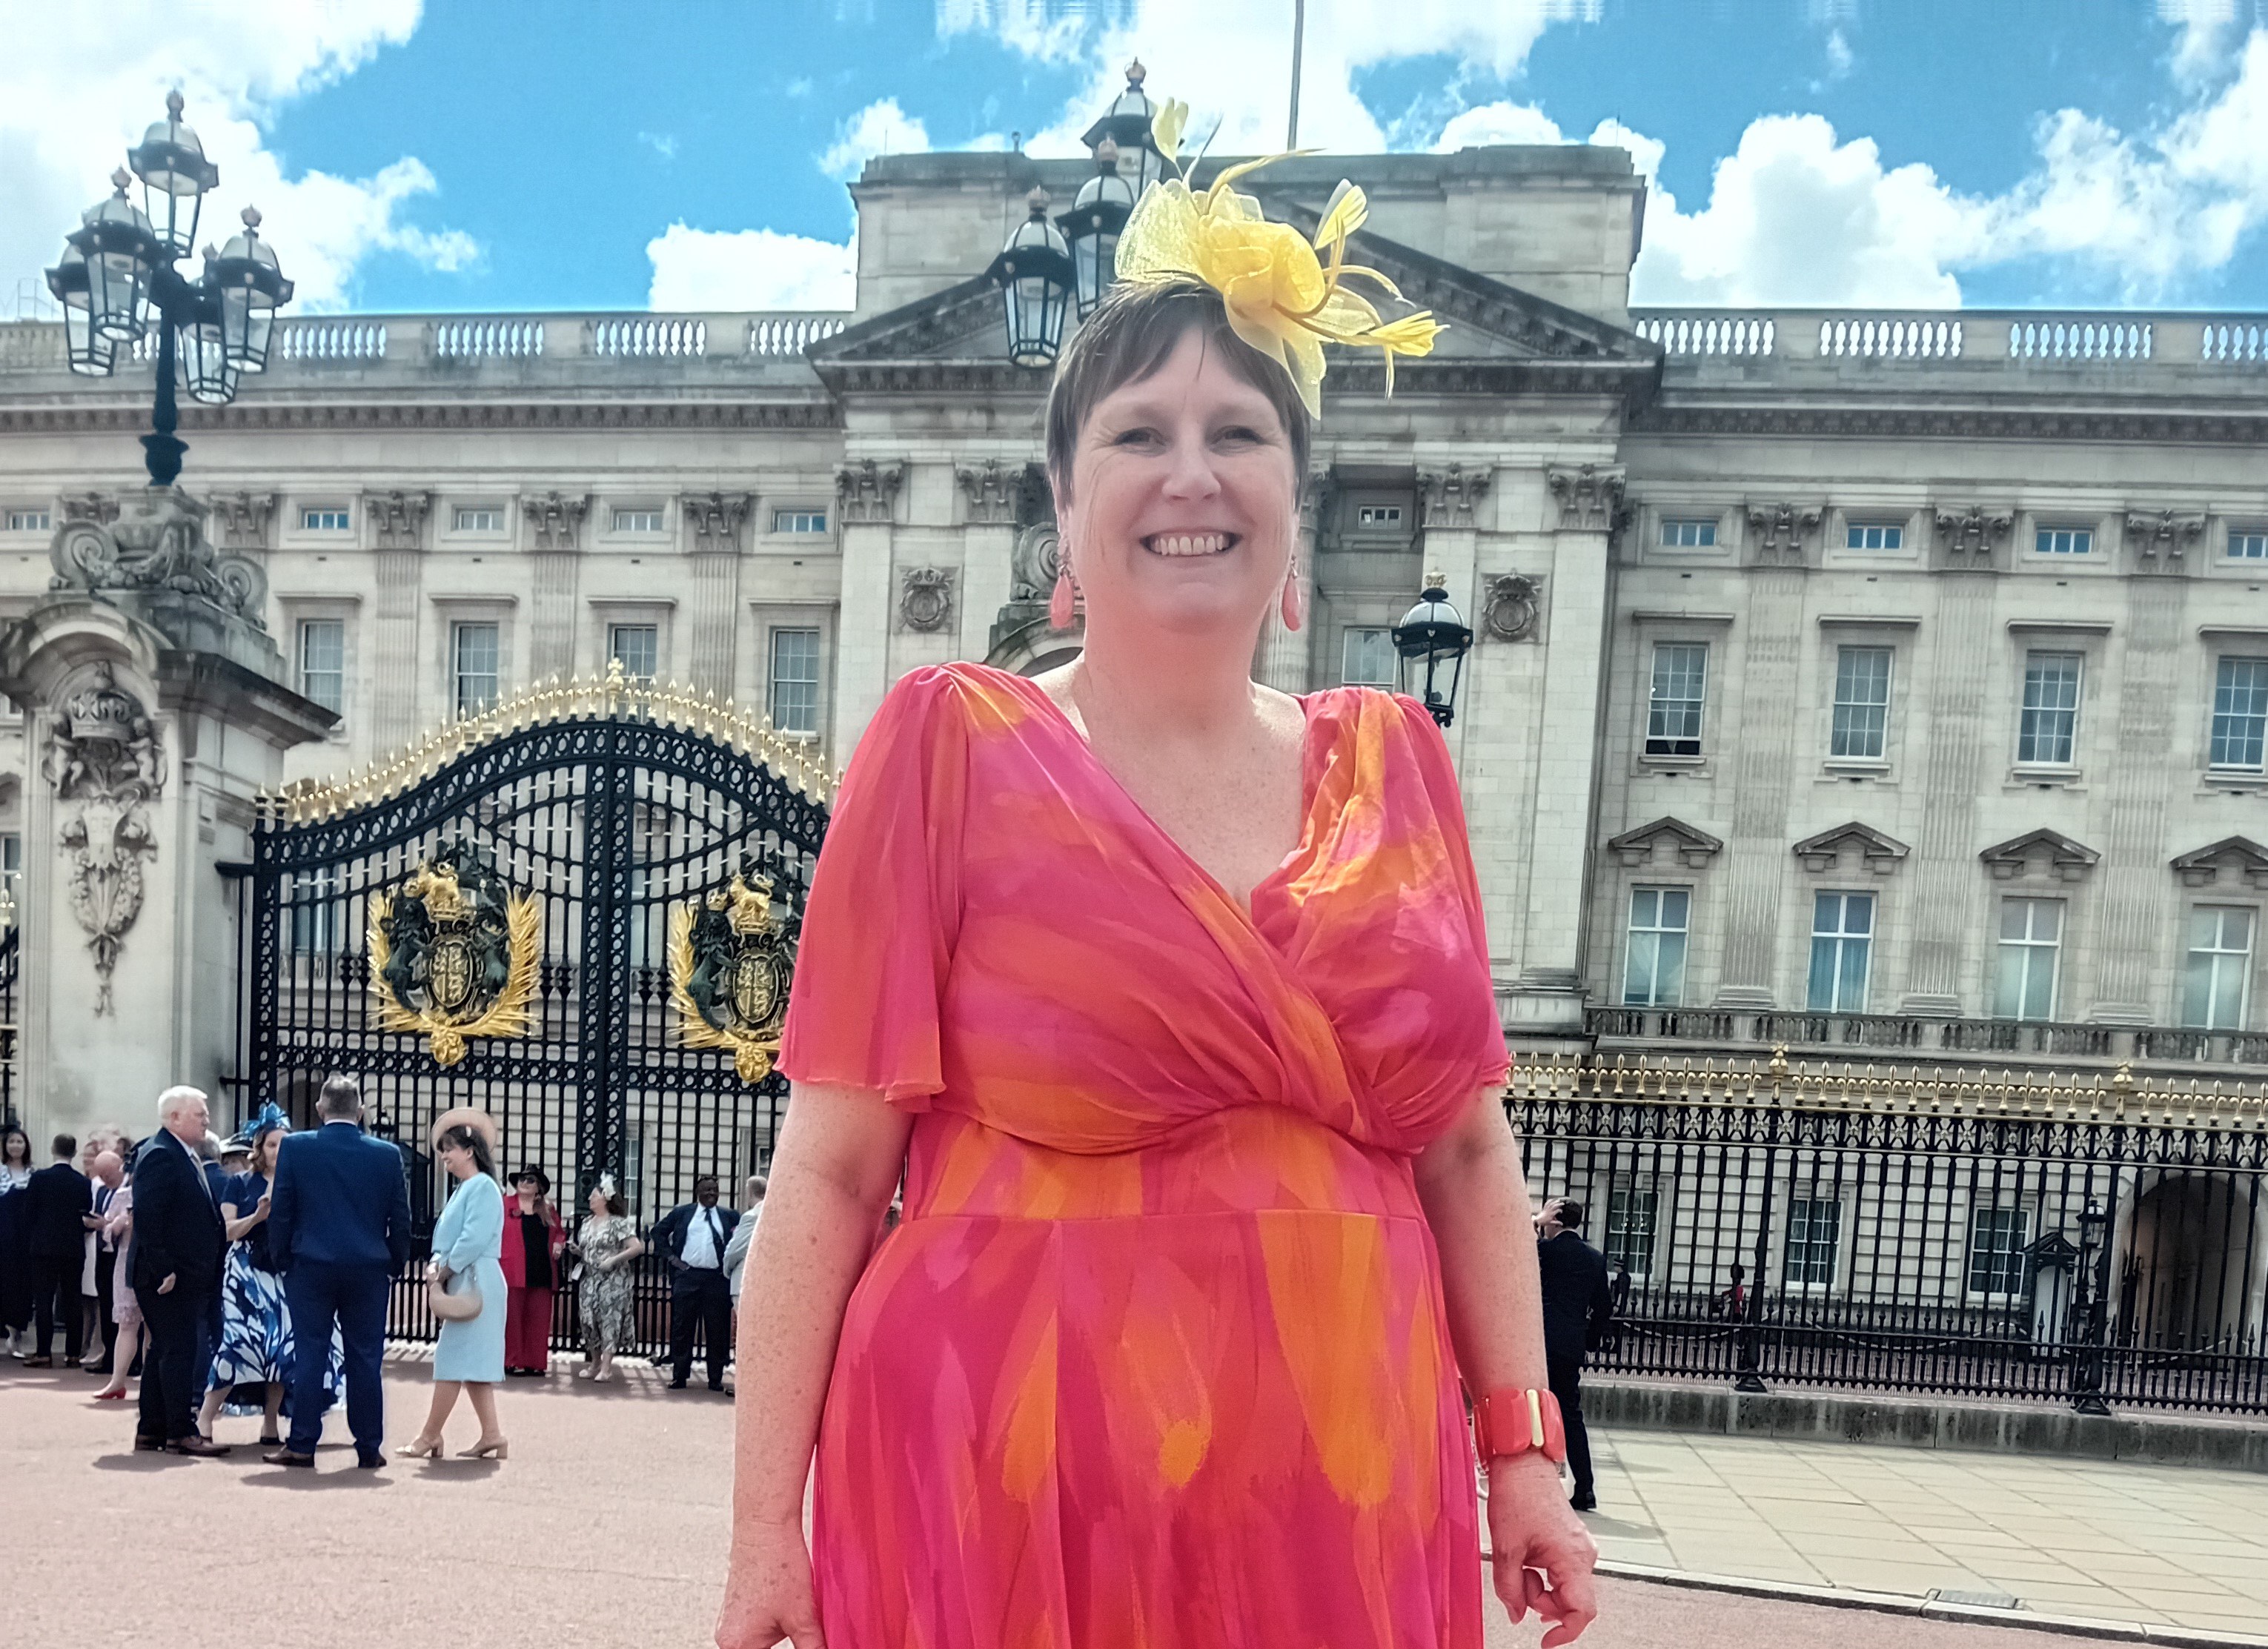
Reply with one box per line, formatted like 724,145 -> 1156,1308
1145,533 -> 1233,557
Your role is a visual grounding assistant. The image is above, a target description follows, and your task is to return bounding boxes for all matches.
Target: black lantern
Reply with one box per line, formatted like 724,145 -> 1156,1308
210,206 -> 292,373
44,245 -> 116,376
128,90 -> 221,261
987,187 -> 1074,369
1391,571 -> 1473,728
1061,137 -> 1136,319
175,271 -> 239,406
1080,59 -> 1170,193
76,172 -> 162,343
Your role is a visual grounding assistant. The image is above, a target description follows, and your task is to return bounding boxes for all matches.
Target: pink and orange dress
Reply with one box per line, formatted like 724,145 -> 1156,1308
778,661 -> 1511,1648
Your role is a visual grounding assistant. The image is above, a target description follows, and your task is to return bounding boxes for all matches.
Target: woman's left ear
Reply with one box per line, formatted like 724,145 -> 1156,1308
1280,563 -> 1304,633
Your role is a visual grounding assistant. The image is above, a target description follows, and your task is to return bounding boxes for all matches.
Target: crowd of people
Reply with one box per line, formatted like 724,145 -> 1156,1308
0,1080 -> 768,1469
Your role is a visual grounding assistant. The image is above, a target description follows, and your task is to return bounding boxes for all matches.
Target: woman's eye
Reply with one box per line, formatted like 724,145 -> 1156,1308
1216,426 -> 1264,445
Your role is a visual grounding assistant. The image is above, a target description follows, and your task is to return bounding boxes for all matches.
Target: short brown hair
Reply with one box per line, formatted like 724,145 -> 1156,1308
1045,277 -> 1311,508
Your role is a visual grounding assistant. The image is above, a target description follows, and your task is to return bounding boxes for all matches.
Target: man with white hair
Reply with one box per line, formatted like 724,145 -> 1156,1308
128,1086 -> 230,1456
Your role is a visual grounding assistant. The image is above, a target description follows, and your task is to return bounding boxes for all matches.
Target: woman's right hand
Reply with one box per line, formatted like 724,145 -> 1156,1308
714,1516 -> 823,1649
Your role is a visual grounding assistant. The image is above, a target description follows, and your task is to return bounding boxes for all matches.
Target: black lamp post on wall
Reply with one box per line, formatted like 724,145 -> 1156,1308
44,93 -> 294,488
1059,138 -> 1136,321
1390,572 -> 1474,728
987,187 -> 1075,370
1080,59 -> 1171,193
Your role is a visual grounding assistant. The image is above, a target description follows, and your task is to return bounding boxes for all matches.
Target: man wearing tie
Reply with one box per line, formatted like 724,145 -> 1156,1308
128,1089 -> 230,1455
651,1175 -> 738,1391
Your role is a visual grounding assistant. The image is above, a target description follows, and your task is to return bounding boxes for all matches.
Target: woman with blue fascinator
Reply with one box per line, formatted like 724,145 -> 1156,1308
197,1103 -> 342,1444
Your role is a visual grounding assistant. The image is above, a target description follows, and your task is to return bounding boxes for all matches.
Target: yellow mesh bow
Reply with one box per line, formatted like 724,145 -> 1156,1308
1114,100 -> 1445,418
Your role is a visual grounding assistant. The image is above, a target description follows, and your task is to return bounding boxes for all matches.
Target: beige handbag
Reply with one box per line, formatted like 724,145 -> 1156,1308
427,1261 -> 483,1323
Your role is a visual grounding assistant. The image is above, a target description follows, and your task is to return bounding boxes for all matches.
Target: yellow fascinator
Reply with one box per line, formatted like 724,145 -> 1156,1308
1113,101 -> 1445,418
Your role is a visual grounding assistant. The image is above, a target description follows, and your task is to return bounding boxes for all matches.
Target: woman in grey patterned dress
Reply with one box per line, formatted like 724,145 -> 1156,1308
568,1181 -> 643,1381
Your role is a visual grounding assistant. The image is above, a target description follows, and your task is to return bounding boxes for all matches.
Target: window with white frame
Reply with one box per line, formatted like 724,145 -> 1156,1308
613,508 -> 663,534
1604,1185 -> 1659,1279
2230,530 -> 2268,561
608,623 -> 658,683
2035,526 -> 2092,556
1830,646 -> 1892,760
1659,517 -> 1717,548
302,507 -> 351,532
1995,898 -> 2063,1021
1645,643 -> 1708,757
453,508 -> 501,533
6,508 -> 50,533
452,622 -> 500,718
0,832 -> 19,927
1340,626 -> 1397,689
288,869 -> 341,955
1807,891 -> 1874,1012
2183,906 -> 2255,1031
768,627 -> 821,736
1622,887 -> 1690,1007
1846,522 -> 1903,551
296,619 -> 344,714
2209,656 -> 2268,771
1783,1197 -> 1842,1287
2017,651 -> 2082,766
772,509 -> 827,534
1966,1205 -> 2032,1298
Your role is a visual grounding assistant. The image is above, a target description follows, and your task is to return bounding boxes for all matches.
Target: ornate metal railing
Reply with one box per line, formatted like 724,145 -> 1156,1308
0,925 -> 16,1129
1587,1005 -> 2268,1069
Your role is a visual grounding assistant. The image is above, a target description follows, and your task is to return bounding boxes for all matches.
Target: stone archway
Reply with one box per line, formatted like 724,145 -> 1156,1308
2119,1172 -> 2267,1351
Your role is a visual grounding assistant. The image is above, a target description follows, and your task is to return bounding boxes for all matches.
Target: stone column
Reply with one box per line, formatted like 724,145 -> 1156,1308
681,493 -> 750,696
365,491 -> 429,749
524,492 -> 589,681
956,461 -> 1020,661
2091,576 -> 2186,1020
830,459 -> 904,751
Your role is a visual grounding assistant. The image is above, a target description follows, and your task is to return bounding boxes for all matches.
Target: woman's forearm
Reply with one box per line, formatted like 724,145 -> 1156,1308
1414,1091 -> 1549,1398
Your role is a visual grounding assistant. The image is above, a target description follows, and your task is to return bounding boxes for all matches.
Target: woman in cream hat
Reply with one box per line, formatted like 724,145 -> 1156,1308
397,1107 -> 509,1460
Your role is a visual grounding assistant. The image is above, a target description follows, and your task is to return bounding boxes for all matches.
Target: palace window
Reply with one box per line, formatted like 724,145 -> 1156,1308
288,869 -> 341,955
2230,531 -> 2268,561
1659,517 -> 1717,548
1830,646 -> 1891,760
1845,522 -> 1903,551
1645,643 -> 1708,757
2035,526 -> 2092,556
1604,1185 -> 1659,1280
613,508 -> 663,534
1807,891 -> 1873,1013
302,508 -> 351,532
772,509 -> 828,535
1355,504 -> 1405,529
452,622 -> 500,718
1341,626 -> 1396,689
296,620 -> 344,714
1966,1206 -> 2032,1298
6,508 -> 50,533
1783,1198 -> 1842,1288
609,624 -> 658,683
1622,887 -> 1689,1007
0,833 -> 18,927
2209,655 -> 2268,771
1995,898 -> 2063,1021
768,628 -> 821,737
2017,651 -> 2082,766
453,508 -> 501,533
2183,906 -> 2255,1031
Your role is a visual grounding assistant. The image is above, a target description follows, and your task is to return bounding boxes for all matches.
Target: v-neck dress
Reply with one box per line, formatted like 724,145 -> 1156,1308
778,661 -> 1511,1649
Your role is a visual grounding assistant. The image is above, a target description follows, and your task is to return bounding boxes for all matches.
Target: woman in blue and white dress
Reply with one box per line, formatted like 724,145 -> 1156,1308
397,1108 -> 509,1461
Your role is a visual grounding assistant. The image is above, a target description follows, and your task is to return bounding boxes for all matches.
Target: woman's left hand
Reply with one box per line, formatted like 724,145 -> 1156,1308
1485,1453 -> 1599,1647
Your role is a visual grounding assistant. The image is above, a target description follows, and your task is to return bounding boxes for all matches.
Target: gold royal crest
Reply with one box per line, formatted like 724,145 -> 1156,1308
368,846 -> 541,1066
669,870 -> 795,1083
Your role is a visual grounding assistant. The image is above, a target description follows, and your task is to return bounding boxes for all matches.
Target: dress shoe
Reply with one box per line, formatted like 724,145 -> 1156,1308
261,1446 -> 314,1467
1569,1493 -> 1597,1513
457,1436 -> 508,1460
21,1355 -> 52,1368
667,1378 -> 688,1390
394,1436 -> 444,1459
357,1451 -> 385,1470
133,1433 -> 168,1453
172,1436 -> 233,1458
81,1358 -> 112,1376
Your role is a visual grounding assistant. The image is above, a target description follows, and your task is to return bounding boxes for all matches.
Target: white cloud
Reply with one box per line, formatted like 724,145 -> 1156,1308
820,97 -> 932,181
1434,101 -> 1566,150
646,224 -> 858,311
0,2 -> 476,316
639,131 -> 680,162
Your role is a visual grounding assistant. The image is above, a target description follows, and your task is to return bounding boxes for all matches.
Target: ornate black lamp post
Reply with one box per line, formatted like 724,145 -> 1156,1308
1390,572 -> 1474,728
1059,138 -> 1136,319
44,93 -> 293,488
1080,59 -> 1171,192
987,187 -> 1075,369
2070,1195 -> 2113,1417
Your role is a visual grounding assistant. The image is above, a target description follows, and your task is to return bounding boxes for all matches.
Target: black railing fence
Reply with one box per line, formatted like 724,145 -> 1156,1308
0,924 -> 17,1129
1513,1054 -> 2268,1414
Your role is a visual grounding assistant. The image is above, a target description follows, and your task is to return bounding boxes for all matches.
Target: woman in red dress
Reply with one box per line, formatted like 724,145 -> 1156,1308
717,154 -> 1597,1649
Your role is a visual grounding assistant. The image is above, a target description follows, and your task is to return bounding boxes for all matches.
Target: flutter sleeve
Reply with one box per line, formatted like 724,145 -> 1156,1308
1395,692 -> 1512,1092
778,666 -> 969,1107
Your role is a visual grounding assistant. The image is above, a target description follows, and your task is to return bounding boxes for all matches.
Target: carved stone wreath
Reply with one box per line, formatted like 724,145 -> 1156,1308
1482,574 -> 1542,642
899,567 -> 956,633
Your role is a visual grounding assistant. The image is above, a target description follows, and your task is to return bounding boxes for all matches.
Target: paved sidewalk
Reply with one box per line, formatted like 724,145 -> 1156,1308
1583,1424 -> 2268,1639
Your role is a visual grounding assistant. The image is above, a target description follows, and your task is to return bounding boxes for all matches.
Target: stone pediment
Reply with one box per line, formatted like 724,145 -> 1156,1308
2171,835 -> 2268,889
1793,821 -> 1909,875
809,203 -> 1660,404
1607,815 -> 1723,869
1979,828 -> 2101,883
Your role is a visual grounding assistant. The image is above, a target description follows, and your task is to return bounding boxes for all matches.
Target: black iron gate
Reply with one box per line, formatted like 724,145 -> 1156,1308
231,687 -> 829,1352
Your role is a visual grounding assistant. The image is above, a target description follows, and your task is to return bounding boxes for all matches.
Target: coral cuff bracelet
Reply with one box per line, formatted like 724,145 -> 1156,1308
1470,1386 -> 1568,1467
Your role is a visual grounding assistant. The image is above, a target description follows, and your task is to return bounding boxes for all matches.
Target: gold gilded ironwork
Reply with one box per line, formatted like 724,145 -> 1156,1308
669,872 -> 795,1083
368,848 -> 541,1066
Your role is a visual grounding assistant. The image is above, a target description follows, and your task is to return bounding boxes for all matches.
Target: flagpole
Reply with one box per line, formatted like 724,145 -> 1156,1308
1288,0 -> 1306,147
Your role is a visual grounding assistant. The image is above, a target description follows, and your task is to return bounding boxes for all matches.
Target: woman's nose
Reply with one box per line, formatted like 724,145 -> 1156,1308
1158,432 -> 1223,500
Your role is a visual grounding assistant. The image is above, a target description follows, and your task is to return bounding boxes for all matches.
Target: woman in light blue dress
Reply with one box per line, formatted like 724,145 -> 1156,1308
397,1110 -> 509,1461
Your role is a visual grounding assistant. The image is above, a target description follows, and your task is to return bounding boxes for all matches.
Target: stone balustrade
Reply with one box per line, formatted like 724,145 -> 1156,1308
1634,307 -> 2268,373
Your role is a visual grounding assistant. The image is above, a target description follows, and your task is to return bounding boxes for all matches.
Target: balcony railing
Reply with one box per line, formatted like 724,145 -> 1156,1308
1586,1005 -> 2268,1069
1632,306 -> 2268,371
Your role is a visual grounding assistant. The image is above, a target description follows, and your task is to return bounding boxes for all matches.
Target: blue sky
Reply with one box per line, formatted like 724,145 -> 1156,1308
8,1 -> 2268,318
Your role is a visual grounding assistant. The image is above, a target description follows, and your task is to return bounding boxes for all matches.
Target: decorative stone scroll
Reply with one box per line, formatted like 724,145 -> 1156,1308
1418,464 -> 1491,528
367,491 -> 430,551
1933,505 -> 2013,570
956,459 -> 1018,525
1545,463 -> 1625,532
1482,573 -> 1542,642
61,493 -> 119,528
898,567 -> 956,633
49,487 -> 267,624
1745,501 -> 1825,567
526,491 -> 590,552
2123,510 -> 2205,567
46,662 -> 164,1015
683,492 -> 751,551
1009,522 -> 1064,603
836,459 -> 905,526
207,491 -> 277,551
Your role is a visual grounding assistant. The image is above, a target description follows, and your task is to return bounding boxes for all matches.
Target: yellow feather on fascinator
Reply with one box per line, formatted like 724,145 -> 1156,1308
1114,101 -> 1445,418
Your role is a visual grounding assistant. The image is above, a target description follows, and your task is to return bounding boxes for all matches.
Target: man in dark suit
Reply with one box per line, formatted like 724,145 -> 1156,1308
264,1072 -> 412,1469
1534,1196 -> 1615,1513
130,1090 -> 230,1455
21,1133 -> 92,1367
651,1175 -> 738,1391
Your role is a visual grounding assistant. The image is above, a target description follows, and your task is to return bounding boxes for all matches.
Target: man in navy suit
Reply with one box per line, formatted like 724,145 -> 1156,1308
1534,1198 -> 1616,1513
651,1175 -> 740,1391
130,1090 -> 230,1455
265,1073 -> 411,1469
21,1132 -> 92,1367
